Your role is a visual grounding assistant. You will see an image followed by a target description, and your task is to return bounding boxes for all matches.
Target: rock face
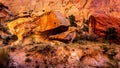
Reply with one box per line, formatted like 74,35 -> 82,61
0,3 -> 12,23
89,13 -> 120,39
7,11 -> 76,44
1,0 -> 120,43
7,17 -> 34,43
0,0 -> 120,26
0,3 -> 14,45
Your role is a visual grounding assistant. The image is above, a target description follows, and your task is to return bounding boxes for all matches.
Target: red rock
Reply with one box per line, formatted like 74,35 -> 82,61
89,13 -> 120,39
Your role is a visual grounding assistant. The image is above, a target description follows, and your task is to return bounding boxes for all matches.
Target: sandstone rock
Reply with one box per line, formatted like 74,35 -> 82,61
30,11 -> 71,42
7,17 -> 34,43
49,27 -> 76,42
1,0 -> 120,26
33,11 -> 70,32
7,11 -> 72,44
115,51 -> 120,61
80,49 -> 110,68
89,13 -> 120,39
0,3 -> 12,23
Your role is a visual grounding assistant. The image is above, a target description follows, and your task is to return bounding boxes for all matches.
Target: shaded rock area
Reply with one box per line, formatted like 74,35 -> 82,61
0,3 -> 12,22
0,3 -> 17,46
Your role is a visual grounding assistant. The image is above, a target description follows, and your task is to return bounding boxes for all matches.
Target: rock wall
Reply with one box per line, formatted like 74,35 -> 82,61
89,13 -> 120,40
0,0 -> 120,26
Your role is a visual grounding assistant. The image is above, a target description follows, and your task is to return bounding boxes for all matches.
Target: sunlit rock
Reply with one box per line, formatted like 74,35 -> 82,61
7,11 -> 75,44
89,13 -> 120,39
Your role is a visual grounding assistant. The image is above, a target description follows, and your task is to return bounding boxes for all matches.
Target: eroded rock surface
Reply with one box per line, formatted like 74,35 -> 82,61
0,1 -> 120,68
7,11 -> 76,44
0,3 -> 12,22
0,3 -> 15,45
8,42 -> 120,68
89,13 -> 120,39
0,0 -> 120,26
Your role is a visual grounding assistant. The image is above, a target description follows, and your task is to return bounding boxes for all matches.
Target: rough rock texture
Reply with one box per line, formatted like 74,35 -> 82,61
33,11 -> 70,32
0,3 -> 12,23
7,11 -> 75,44
8,42 -> 120,68
1,0 -> 120,43
0,0 -> 120,26
0,3 -> 14,45
0,0 -> 120,68
89,13 -> 120,38
49,27 -> 76,42
80,50 -> 110,68
7,17 -> 34,43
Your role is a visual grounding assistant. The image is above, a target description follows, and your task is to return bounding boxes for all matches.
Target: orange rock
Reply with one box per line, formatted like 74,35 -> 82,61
7,11 -> 71,44
33,11 -> 70,32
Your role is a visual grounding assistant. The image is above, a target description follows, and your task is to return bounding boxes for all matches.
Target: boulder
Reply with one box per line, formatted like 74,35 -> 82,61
49,27 -> 76,42
33,11 -> 70,32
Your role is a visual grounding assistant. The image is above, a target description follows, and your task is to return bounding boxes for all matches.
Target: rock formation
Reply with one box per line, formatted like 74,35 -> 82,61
0,3 -> 12,23
7,11 -> 76,44
49,27 -> 76,42
89,13 -> 120,40
0,0 -> 120,26
0,1 -> 120,68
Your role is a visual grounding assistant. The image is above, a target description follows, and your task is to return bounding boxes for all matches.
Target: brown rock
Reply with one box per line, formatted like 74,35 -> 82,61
80,49 -> 110,68
0,3 -> 12,23
49,27 -> 76,42
115,51 -> 120,61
